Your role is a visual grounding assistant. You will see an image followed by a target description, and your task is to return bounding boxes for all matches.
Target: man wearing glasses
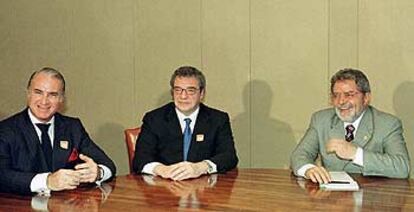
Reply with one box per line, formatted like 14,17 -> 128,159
291,68 -> 410,183
133,66 -> 238,180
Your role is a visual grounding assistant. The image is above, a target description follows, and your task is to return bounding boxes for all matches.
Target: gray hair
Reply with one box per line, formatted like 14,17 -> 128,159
169,66 -> 206,91
330,68 -> 371,94
27,67 -> 66,96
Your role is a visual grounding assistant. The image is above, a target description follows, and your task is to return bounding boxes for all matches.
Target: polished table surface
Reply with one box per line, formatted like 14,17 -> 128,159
1,169 -> 413,211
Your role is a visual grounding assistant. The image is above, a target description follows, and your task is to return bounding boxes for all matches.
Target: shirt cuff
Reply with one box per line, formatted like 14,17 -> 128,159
142,162 -> 163,175
296,164 -> 316,178
30,173 -> 51,194
352,147 -> 364,166
204,160 -> 217,174
95,165 -> 112,185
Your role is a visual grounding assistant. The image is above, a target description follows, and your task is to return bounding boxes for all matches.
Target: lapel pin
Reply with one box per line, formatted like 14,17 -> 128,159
196,134 -> 204,142
60,140 -> 69,149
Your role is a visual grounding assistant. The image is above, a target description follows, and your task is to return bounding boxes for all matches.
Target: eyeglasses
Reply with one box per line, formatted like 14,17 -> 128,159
173,87 -> 200,95
331,91 -> 362,100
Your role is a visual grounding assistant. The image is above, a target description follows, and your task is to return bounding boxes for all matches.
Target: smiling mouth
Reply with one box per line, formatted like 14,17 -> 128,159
37,106 -> 50,111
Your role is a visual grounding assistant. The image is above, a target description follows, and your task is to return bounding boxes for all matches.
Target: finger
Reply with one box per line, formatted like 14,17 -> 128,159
170,167 -> 186,180
66,169 -> 82,177
75,162 -> 98,170
172,165 -> 193,180
64,185 -> 78,190
68,178 -> 80,186
318,171 -> 330,184
308,172 -> 318,183
66,173 -> 82,182
320,167 -> 331,182
74,168 -> 90,176
173,171 -> 190,181
311,171 -> 324,184
74,162 -> 92,170
165,164 -> 181,176
79,154 -> 93,162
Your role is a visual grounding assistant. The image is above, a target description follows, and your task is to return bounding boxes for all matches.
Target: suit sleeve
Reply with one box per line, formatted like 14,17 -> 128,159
74,119 -> 116,180
290,114 -> 320,175
208,113 -> 238,173
363,119 -> 410,178
0,127 -> 37,195
132,113 -> 158,173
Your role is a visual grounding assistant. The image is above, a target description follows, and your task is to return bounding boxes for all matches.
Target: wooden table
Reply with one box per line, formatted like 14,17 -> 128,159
1,169 -> 413,211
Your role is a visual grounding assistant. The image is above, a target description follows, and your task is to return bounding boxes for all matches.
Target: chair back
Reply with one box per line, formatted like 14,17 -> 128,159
124,127 -> 141,173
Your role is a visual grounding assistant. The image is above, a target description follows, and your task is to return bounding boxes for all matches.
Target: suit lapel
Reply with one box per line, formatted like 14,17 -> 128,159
20,109 -> 49,171
328,114 -> 350,168
188,104 -> 209,160
53,114 -> 72,171
329,115 -> 346,140
164,103 -> 184,160
354,107 -> 374,148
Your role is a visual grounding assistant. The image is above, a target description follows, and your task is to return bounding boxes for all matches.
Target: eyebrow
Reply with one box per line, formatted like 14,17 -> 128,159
32,88 -> 61,95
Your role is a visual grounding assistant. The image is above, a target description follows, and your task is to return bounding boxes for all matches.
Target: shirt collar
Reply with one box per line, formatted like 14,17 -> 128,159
175,106 -> 200,123
28,108 -> 55,125
343,109 -> 366,131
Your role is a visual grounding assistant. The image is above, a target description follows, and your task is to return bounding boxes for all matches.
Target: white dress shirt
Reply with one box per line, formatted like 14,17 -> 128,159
297,111 -> 366,178
142,107 -> 217,175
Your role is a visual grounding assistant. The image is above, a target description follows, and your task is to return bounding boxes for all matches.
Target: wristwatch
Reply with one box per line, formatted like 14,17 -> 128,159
204,160 -> 214,174
96,166 -> 104,181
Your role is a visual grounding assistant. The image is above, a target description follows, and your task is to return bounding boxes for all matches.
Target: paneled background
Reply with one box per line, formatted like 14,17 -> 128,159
1,0 -> 413,177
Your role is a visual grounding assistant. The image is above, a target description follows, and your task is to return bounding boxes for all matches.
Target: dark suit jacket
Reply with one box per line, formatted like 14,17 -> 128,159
133,102 -> 238,173
0,109 -> 116,195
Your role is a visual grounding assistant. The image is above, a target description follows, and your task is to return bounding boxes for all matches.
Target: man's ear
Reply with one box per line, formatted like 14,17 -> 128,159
363,92 -> 371,106
200,89 -> 205,100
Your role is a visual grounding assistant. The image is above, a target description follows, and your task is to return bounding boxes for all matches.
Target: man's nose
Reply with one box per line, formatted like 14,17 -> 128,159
179,90 -> 189,98
40,94 -> 50,104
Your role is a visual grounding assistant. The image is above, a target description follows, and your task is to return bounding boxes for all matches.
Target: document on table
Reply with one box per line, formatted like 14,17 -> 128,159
319,171 -> 359,191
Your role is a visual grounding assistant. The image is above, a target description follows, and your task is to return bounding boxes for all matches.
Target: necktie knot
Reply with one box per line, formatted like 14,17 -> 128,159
184,118 -> 192,126
345,124 -> 355,142
36,123 -> 51,133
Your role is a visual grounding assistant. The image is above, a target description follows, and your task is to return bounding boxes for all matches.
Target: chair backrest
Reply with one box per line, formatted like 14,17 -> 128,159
124,127 -> 141,173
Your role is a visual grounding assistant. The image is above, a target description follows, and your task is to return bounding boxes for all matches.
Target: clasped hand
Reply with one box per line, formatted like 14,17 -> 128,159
47,154 -> 99,191
154,161 -> 208,181
326,138 -> 357,160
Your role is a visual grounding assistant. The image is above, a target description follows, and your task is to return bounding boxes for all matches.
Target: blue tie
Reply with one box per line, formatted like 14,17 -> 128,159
183,118 -> 192,161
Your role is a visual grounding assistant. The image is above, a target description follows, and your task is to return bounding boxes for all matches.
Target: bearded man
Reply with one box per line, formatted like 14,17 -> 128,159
290,68 -> 410,183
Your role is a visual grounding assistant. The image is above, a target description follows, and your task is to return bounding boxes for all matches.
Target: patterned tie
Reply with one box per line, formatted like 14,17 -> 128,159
345,124 -> 355,142
183,118 -> 192,161
36,123 -> 53,170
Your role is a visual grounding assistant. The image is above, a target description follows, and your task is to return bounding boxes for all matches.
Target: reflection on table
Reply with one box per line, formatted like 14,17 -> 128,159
0,169 -> 413,211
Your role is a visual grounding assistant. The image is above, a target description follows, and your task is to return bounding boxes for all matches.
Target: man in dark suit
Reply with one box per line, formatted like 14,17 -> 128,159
133,66 -> 238,181
0,67 -> 116,195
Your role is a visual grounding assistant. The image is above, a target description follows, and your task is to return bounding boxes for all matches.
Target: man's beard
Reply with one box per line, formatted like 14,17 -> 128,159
335,103 -> 364,123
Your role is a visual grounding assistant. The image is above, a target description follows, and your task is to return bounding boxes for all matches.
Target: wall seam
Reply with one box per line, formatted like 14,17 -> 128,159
200,0 -> 204,69
133,0 -> 138,123
249,0 -> 252,168
327,0 -> 331,104
356,0 -> 360,67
